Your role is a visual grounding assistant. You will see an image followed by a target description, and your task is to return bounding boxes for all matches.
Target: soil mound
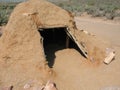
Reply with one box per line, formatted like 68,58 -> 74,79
0,0 -> 110,89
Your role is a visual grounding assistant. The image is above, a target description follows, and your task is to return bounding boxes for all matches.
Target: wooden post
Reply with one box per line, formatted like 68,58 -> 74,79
66,28 -> 88,58
66,35 -> 69,48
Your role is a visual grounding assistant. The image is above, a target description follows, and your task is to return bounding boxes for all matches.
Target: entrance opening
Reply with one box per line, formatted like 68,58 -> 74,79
39,27 -> 80,68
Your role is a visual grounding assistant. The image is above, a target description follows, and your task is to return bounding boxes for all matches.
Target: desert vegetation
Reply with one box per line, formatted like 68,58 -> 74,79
0,0 -> 120,25
52,0 -> 120,19
0,2 -> 17,25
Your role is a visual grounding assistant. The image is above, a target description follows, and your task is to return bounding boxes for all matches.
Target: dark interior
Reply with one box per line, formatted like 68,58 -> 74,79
39,27 -> 80,68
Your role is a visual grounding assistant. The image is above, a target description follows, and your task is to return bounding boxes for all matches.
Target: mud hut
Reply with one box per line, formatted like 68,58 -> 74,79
0,0 -> 110,89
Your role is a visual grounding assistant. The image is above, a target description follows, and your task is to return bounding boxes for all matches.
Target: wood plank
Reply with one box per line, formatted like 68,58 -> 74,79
66,35 -> 70,48
66,29 -> 88,58
104,52 -> 115,64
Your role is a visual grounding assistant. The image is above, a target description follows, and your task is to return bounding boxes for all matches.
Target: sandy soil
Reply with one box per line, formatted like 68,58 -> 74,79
52,17 -> 120,90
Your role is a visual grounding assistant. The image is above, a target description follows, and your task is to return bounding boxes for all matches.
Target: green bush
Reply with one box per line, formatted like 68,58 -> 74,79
51,0 -> 120,20
0,2 -> 17,25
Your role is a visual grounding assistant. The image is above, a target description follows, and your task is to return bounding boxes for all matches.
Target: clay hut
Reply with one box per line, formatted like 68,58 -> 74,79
0,0 -> 110,89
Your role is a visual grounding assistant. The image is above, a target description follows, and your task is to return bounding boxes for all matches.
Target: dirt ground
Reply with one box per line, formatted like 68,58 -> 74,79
52,17 -> 120,90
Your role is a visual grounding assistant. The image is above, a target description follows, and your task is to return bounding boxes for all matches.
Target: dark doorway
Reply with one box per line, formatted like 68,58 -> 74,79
39,27 -> 80,68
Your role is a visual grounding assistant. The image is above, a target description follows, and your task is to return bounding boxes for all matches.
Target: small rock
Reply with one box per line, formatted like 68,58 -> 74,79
44,80 -> 57,90
24,84 -> 31,89
90,57 -> 95,62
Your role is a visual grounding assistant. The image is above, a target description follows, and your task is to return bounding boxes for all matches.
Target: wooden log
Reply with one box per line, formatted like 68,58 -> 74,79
104,52 -> 115,64
66,35 -> 69,48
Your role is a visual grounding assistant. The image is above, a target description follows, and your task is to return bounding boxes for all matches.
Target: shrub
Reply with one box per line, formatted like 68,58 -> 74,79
105,13 -> 115,19
51,0 -> 120,20
0,2 -> 16,25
